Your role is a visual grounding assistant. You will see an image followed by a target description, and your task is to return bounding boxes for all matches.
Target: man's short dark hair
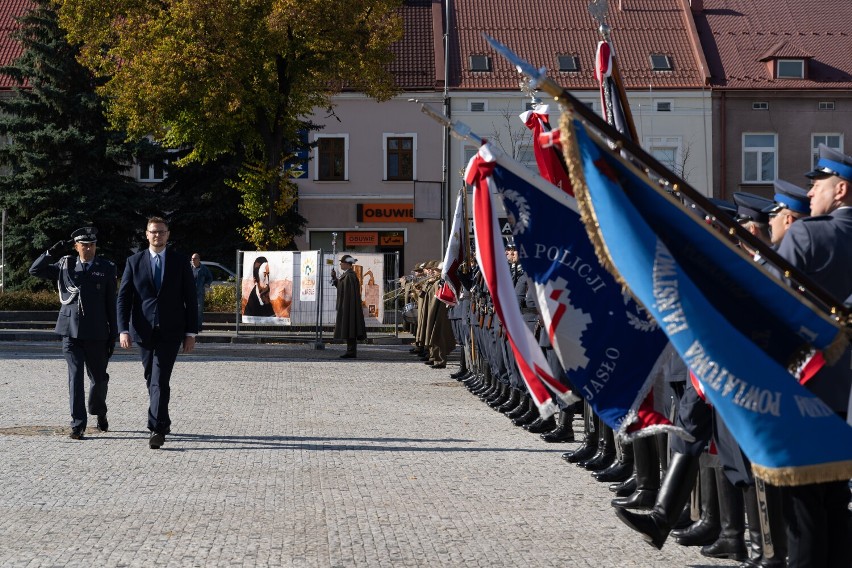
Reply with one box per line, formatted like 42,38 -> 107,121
147,216 -> 169,228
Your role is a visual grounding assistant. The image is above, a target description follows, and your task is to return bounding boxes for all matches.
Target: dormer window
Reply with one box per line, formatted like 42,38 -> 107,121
470,55 -> 492,72
650,54 -> 673,71
557,54 -> 579,72
777,59 -> 804,79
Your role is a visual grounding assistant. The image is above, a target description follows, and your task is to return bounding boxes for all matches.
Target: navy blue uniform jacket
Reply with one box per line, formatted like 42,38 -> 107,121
30,253 -> 118,341
117,248 -> 199,344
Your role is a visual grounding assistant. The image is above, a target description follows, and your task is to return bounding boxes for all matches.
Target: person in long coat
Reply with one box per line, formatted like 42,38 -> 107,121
332,254 -> 366,358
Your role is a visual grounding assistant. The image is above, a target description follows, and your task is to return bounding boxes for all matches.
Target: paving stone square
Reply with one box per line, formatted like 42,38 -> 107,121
0,342 -> 734,567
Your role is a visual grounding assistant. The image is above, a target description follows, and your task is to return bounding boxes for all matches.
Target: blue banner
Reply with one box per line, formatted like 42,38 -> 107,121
567,119 -> 852,485
488,162 -> 669,432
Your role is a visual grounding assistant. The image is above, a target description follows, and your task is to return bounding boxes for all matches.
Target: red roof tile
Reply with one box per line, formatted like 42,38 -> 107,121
0,0 -> 32,89
450,0 -> 709,91
692,0 -> 852,89
388,0 -> 440,90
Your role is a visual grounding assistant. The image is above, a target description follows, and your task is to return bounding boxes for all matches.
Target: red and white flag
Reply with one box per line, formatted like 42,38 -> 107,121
465,146 -> 579,418
519,104 -> 573,194
439,190 -> 465,305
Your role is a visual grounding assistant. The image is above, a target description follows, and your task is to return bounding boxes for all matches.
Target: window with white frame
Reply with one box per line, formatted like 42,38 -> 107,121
742,133 -> 776,183
811,133 -> 843,168
383,133 -> 416,181
314,134 -> 348,181
137,156 -> 171,182
645,136 -> 681,174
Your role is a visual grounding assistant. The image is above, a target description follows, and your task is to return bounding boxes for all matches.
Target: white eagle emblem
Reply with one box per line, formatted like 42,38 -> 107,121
623,289 -> 659,332
500,189 -> 531,236
535,277 -> 592,372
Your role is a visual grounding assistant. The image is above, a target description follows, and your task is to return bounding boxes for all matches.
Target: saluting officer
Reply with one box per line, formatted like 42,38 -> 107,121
29,227 -> 118,440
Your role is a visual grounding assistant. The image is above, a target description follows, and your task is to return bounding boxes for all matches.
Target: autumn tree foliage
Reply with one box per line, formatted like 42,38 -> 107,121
56,0 -> 403,249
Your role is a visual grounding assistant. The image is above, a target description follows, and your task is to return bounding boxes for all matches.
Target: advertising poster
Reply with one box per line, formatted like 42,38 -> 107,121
300,251 -> 318,302
241,251 -> 294,324
324,252 -> 385,326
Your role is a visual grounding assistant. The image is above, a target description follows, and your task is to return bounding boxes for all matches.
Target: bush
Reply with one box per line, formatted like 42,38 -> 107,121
0,290 -> 61,310
205,284 -> 237,312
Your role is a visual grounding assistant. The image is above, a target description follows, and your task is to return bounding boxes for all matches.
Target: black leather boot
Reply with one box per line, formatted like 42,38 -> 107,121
738,483 -> 786,568
505,394 -> 529,419
614,452 -> 700,549
700,468 -> 747,561
541,410 -> 575,442
612,475 -> 637,496
672,461 -> 720,546
512,398 -> 539,427
611,435 -> 660,509
562,408 -> 598,463
580,423 -> 616,471
524,414 -> 556,433
496,388 -> 520,413
487,383 -> 509,407
594,439 -> 634,482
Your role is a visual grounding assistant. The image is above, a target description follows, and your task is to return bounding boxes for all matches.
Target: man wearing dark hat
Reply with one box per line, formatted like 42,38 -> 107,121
331,254 -> 366,358
29,227 -> 118,439
733,192 -> 774,258
766,179 -> 810,246
770,144 -> 852,568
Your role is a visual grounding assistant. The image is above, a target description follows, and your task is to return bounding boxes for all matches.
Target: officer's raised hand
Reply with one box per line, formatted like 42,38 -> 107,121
47,240 -> 67,255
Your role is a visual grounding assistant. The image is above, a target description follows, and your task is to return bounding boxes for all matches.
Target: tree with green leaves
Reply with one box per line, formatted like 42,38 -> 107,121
57,0 -> 404,250
0,0 -> 144,290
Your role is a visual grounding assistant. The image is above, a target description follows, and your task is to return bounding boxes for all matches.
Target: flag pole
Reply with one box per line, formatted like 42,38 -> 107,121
482,34 -> 850,325
589,0 -> 639,141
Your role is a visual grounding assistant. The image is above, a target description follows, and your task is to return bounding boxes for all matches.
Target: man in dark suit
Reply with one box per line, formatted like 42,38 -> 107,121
29,227 -> 117,439
772,145 -> 852,568
118,216 -> 198,449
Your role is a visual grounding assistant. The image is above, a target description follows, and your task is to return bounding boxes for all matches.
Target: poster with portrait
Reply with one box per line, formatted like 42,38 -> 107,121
322,252 -> 385,326
300,251 -> 318,302
241,251 -> 294,324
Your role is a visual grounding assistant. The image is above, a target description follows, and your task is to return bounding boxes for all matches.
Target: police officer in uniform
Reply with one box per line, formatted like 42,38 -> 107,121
29,227 -> 118,439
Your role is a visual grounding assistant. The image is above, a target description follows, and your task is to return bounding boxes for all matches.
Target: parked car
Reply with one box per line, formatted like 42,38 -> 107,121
202,261 -> 237,287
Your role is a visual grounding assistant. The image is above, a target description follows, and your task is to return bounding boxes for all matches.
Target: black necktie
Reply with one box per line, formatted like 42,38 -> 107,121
83,262 -> 90,272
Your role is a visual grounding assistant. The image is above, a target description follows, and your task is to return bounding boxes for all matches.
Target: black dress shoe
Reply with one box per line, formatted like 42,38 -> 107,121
562,443 -> 598,464
149,431 -> 166,449
450,369 -> 467,379
418,355 -> 430,361
424,360 -> 434,366
96,414 -> 109,432
512,409 -> 539,427
340,352 -> 356,359
431,363 -> 446,369
69,428 -> 84,440
408,347 -> 421,354
580,450 -> 617,471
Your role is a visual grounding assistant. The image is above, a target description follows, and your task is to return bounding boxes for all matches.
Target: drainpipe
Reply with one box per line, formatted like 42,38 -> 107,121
441,0 -> 451,252
719,90 -> 726,199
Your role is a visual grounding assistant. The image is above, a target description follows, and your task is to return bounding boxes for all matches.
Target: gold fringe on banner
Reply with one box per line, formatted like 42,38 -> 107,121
753,459 -> 852,487
558,110 -> 629,293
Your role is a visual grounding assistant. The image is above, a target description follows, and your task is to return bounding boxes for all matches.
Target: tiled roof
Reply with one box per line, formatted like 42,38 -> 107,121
0,0 -> 32,89
693,0 -> 852,89
450,0 -> 709,91
388,0 -> 440,90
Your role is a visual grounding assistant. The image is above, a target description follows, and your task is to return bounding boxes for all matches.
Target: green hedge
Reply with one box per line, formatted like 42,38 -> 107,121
0,290 -> 61,310
0,285 -> 237,312
205,284 -> 237,312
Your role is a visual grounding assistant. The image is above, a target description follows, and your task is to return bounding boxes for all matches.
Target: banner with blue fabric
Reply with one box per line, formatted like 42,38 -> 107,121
563,117 -> 852,485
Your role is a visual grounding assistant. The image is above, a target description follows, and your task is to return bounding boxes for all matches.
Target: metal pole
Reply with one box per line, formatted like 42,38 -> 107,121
314,248 -> 325,349
394,250 -> 400,338
1,208 -> 5,294
235,250 -> 241,334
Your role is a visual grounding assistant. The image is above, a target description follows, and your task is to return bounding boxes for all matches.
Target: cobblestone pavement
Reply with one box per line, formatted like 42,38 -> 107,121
0,342 -> 735,567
